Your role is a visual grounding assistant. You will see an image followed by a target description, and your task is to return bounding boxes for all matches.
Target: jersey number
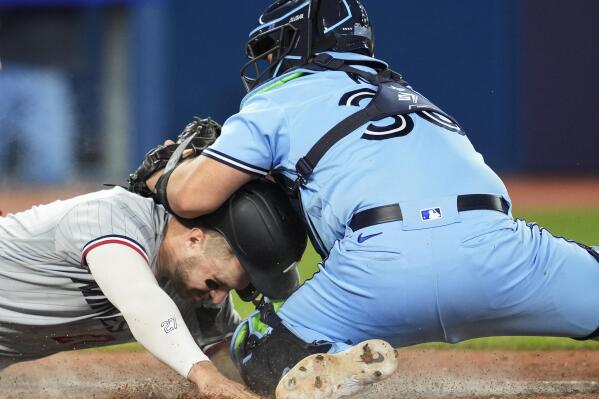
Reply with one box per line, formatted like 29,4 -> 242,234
338,88 -> 464,140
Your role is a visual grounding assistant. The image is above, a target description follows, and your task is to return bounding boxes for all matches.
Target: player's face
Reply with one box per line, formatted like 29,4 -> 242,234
171,250 -> 250,305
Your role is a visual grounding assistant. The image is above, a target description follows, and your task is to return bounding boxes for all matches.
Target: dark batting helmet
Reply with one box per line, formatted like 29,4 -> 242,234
241,0 -> 374,91
184,179 -> 308,301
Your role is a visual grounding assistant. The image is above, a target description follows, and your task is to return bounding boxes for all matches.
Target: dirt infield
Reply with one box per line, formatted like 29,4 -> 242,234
0,183 -> 96,214
1,349 -> 599,398
502,176 -> 599,209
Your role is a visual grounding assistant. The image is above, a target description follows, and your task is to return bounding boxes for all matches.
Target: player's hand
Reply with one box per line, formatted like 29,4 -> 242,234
188,361 -> 263,399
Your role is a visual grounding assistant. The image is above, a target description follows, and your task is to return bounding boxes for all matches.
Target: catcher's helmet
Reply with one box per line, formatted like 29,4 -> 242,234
241,0 -> 374,91
192,180 -> 307,301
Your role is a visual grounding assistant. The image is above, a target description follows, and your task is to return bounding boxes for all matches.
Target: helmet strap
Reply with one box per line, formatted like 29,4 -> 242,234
306,0 -> 322,59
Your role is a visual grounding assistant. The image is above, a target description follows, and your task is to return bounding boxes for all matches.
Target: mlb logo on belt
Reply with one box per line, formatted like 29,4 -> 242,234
420,207 -> 442,221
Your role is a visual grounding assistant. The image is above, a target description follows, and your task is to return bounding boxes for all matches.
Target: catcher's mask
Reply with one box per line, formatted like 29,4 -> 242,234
181,180 -> 307,301
241,0 -> 375,91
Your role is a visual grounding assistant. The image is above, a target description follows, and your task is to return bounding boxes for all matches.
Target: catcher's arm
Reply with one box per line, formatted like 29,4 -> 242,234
156,155 -> 252,218
130,117 -> 253,218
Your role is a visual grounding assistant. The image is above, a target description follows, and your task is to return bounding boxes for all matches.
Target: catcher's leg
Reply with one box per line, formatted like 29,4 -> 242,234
233,320 -> 330,397
275,339 -> 398,399
231,301 -> 398,399
438,218 -> 599,342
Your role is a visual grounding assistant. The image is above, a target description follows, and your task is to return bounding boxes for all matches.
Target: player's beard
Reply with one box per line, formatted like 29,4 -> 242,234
171,256 -> 196,302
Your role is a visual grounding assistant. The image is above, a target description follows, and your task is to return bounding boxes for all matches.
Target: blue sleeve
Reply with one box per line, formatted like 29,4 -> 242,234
203,95 -> 286,177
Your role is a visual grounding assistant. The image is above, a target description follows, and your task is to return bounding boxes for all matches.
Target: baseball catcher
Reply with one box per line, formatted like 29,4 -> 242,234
134,1 -> 599,398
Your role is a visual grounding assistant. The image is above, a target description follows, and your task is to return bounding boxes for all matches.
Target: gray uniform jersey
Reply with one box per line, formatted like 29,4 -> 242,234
0,187 -> 239,366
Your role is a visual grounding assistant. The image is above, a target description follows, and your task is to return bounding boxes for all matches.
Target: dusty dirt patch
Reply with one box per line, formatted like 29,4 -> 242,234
502,176 -> 599,209
0,183 -> 96,215
1,349 -> 599,398
374,349 -> 599,398
0,351 -> 196,399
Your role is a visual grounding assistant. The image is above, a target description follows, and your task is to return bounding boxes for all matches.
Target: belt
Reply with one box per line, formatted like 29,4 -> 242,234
349,194 -> 510,232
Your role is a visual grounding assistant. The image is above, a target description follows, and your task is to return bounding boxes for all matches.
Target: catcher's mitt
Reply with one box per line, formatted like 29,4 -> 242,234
128,117 -> 221,197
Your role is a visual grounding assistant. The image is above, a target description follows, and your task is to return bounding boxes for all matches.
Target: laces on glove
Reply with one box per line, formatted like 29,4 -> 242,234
127,117 -> 222,201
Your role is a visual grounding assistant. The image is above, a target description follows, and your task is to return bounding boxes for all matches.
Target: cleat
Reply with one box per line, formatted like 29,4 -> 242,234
275,339 -> 398,399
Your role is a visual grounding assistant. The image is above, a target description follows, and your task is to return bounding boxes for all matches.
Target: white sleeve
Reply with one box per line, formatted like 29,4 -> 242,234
86,243 -> 209,377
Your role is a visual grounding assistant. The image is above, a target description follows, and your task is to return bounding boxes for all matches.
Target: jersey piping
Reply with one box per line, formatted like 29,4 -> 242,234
81,234 -> 149,266
202,148 -> 269,177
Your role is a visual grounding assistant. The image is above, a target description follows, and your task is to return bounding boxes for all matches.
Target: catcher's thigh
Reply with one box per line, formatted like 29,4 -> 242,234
438,218 -> 599,342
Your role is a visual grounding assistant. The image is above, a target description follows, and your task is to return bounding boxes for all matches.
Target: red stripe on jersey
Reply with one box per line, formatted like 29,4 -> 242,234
81,239 -> 149,266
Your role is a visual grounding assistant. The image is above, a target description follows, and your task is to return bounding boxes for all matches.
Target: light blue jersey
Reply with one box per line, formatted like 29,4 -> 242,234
207,52 -> 599,350
206,52 -> 509,251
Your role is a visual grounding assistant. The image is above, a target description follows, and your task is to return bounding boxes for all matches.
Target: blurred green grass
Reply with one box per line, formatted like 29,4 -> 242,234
103,208 -> 599,352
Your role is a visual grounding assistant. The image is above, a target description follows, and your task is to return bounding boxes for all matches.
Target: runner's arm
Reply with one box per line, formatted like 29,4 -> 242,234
86,243 -> 208,376
86,243 -> 260,398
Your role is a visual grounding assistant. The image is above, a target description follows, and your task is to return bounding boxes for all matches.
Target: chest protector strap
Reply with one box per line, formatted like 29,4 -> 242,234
293,53 -> 461,186
274,54 -> 462,259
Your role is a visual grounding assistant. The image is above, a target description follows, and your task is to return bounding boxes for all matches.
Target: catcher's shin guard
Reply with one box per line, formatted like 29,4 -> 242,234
275,339 -> 399,399
231,301 -> 331,397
